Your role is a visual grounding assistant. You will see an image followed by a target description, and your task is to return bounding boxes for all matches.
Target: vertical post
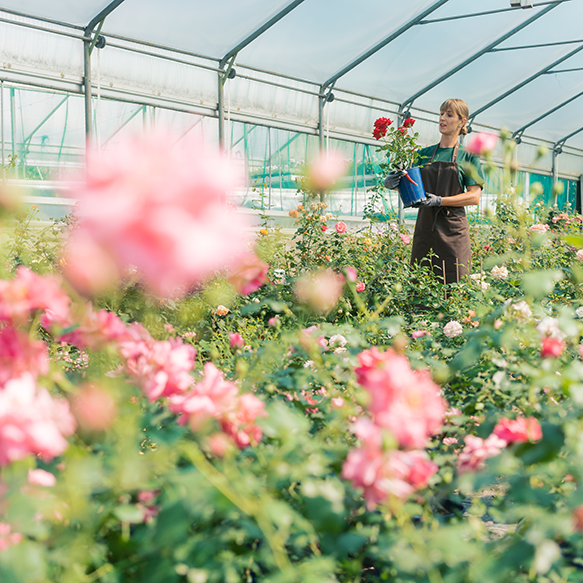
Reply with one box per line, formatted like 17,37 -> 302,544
1,80 -> 4,181
10,87 -> 17,179
84,38 -> 93,147
318,92 -> 325,203
218,73 -> 225,149
552,147 -> 559,206
396,110 -> 404,225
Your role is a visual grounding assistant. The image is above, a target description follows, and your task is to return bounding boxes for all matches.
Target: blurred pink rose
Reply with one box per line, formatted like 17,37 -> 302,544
207,432 -> 231,457
443,437 -> 458,446
0,267 -> 70,326
356,282 -> 366,293
62,133 -> 250,298
493,417 -> 542,443
119,325 -> 196,402
268,316 -> 280,327
457,433 -> 507,473
465,132 -> 498,155
529,223 -> 549,234
335,222 -> 347,234
306,151 -> 348,191
320,224 -> 328,232
0,523 -> 22,551
345,266 -> 357,282
541,336 -> 565,358
229,332 -> 244,349
227,252 -> 269,296
294,270 -> 343,314
577,249 -> 583,262
0,374 -> 75,465
28,468 -> 57,487
355,347 -> 447,448
412,330 -> 427,339
221,392 -> 267,448
399,233 -> 410,245
0,325 -> 48,386
71,384 -> 117,432
332,397 -> 345,408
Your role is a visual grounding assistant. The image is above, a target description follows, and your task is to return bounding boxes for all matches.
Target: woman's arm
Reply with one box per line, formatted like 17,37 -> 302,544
439,184 -> 481,207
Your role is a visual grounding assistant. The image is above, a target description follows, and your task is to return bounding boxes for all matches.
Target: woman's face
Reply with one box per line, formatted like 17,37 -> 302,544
439,109 -> 465,137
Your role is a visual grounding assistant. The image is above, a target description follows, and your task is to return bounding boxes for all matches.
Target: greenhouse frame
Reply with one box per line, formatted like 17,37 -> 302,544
1,0 -> 583,223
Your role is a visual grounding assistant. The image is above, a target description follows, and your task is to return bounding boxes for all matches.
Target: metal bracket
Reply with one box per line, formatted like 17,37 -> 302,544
220,54 -> 237,87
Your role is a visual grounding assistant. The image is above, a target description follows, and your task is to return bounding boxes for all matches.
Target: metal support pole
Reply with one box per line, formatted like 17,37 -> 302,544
552,148 -> 559,205
318,93 -> 325,203
218,73 -> 225,149
396,110 -> 404,225
1,80 -> 4,181
84,39 -> 92,145
9,87 -> 17,179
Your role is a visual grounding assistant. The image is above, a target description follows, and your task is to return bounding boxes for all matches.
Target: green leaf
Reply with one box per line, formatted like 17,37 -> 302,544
114,504 -> 146,524
521,270 -> 563,298
514,423 -> 564,465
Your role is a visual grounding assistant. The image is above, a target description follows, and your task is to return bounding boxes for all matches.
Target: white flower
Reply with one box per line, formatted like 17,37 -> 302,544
443,321 -> 463,338
576,307 -> 583,318
511,300 -> 532,322
491,265 -> 508,279
329,334 -> 348,348
577,249 -> 583,262
303,360 -> 315,370
536,316 -> 565,340
529,223 -> 549,234
470,273 -> 490,291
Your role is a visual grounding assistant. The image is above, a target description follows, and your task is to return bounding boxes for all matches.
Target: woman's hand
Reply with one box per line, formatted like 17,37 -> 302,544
384,170 -> 406,190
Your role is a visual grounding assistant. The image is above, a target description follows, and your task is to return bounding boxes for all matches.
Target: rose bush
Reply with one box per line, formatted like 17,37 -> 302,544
1,129 -> 583,583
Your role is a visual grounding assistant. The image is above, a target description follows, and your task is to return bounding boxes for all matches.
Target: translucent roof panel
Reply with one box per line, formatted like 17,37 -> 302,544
0,0 -> 113,26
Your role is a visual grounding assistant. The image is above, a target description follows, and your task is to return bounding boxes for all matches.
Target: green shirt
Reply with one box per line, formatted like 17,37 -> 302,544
415,144 -> 485,191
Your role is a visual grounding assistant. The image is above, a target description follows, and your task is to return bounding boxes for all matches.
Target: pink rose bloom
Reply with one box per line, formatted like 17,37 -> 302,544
493,417 -> 542,443
457,433 -> 507,473
62,133 -> 250,298
0,325 -> 49,386
0,267 -> 71,326
345,266 -> 358,282
541,336 -> 565,358
294,269 -> 343,314
229,332 -> 244,349
320,224 -> 328,232
443,437 -> 458,446
71,384 -> 117,432
356,282 -> 366,293
227,252 -> 269,295
168,363 -> 238,430
529,223 -> 549,234
268,316 -> 280,327
207,432 -> 231,457
57,306 -> 130,351
221,392 -> 267,449
331,397 -> 345,408
335,221 -> 347,234
577,249 -> 583,262
120,328 -> 196,402
355,348 -> 447,449
412,330 -> 427,339
0,374 -> 75,465
465,132 -> 498,155
399,233 -> 410,245
0,523 -> 22,552
28,468 -> 57,487
307,151 -> 348,191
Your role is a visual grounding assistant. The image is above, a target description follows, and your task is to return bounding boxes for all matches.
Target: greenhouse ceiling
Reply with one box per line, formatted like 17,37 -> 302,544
3,0 -> 583,151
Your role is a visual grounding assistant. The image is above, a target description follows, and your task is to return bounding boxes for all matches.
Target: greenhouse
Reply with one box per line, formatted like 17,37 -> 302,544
2,0 -> 583,223
5,2 -> 583,583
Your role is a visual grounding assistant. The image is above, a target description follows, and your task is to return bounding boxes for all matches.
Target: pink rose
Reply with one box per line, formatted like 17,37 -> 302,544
294,270 -> 343,314
71,384 -> 117,432
457,433 -> 507,473
493,417 -> 542,443
320,224 -> 328,232
0,325 -> 49,387
307,151 -> 348,191
541,336 -> 565,358
229,332 -> 244,349
268,316 -> 280,327
356,282 -> 366,293
335,221 -> 347,234
28,468 -> 57,487
412,330 -> 427,339
465,132 -> 498,155
399,233 -> 410,245
345,266 -> 358,282
227,252 -> 269,296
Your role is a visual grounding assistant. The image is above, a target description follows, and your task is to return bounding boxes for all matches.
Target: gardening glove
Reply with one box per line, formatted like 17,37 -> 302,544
383,170 -> 406,190
413,193 -> 441,207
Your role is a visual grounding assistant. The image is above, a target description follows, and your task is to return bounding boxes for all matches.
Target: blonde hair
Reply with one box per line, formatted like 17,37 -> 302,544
440,98 -> 469,136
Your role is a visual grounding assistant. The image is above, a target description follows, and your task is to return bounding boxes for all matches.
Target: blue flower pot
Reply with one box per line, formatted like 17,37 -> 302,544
398,167 -> 426,208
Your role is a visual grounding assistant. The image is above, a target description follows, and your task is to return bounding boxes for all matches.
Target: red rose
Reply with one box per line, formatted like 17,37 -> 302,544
541,336 -> 565,358
373,117 -> 393,140
402,117 -> 415,128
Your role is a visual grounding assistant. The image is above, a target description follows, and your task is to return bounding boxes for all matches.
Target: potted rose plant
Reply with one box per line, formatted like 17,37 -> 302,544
373,116 -> 426,207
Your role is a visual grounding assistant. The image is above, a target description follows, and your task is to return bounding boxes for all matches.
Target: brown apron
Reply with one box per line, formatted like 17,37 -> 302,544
410,143 -> 470,284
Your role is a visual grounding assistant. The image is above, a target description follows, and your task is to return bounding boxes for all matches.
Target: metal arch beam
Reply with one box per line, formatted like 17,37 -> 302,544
84,0 -> 128,143
401,2 -> 561,111
555,125 -> 583,151
470,42 -> 583,124
513,89 -> 583,141
321,0 -> 450,93
219,0 -> 306,69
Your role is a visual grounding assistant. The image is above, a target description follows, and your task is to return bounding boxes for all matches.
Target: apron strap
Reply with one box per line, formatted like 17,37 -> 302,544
429,142 -> 460,163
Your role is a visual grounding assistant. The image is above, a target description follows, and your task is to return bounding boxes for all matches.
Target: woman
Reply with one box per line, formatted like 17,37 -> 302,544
385,99 -> 484,284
